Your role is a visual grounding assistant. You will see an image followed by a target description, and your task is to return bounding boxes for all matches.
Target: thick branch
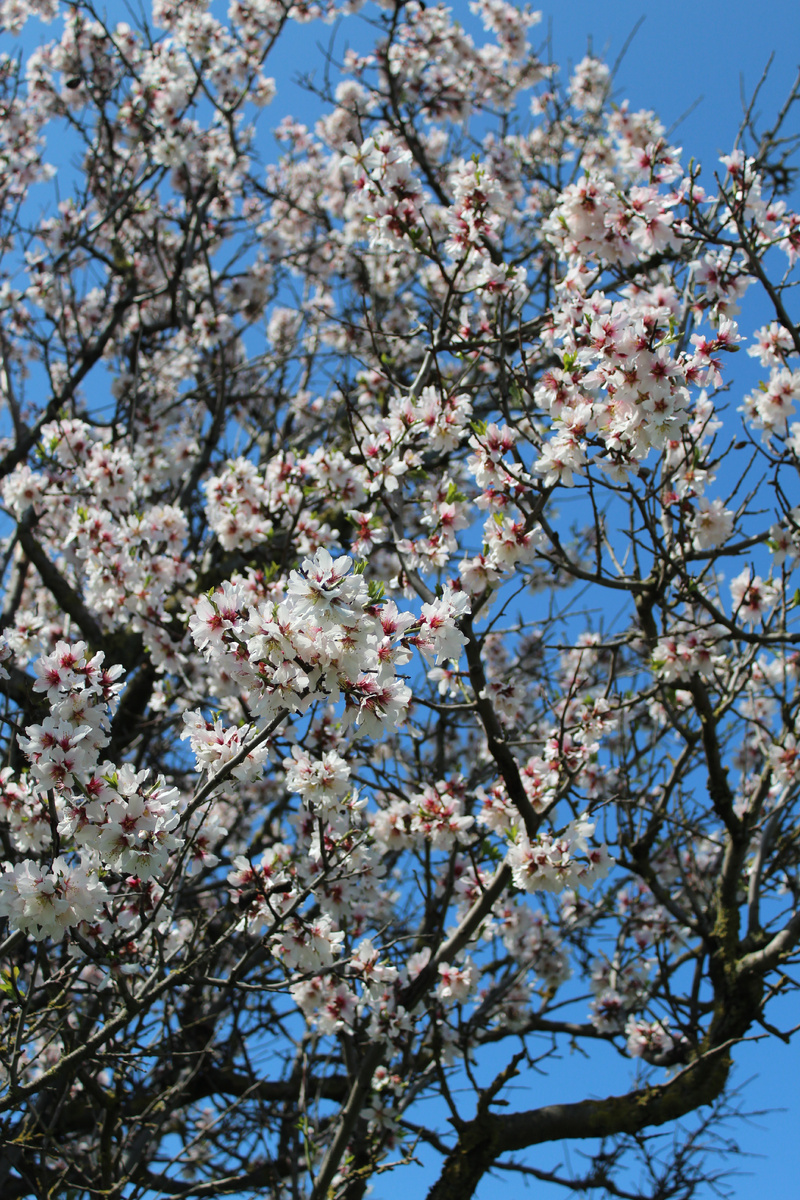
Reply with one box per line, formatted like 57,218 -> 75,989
425,1047 -> 733,1200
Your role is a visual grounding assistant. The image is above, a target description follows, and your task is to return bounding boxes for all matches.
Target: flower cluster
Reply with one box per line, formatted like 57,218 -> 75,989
506,816 -> 613,893
187,549 -> 417,737
0,641 -> 183,941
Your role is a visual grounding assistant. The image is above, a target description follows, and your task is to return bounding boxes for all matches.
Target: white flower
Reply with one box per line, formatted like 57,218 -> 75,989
436,958 -> 478,1004
690,497 -> 734,550
418,588 -> 471,665
730,570 -> 780,625
0,856 -> 108,941
285,548 -> 367,622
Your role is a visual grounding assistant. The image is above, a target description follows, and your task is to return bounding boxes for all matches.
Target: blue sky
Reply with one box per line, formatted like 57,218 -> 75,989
7,1 -> 800,1195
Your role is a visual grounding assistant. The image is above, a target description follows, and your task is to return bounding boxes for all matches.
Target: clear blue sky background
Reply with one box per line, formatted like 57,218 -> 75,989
8,1 -> 800,1196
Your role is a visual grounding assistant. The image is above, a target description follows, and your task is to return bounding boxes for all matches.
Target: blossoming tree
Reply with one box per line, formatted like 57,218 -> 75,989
0,1 -> 799,1197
